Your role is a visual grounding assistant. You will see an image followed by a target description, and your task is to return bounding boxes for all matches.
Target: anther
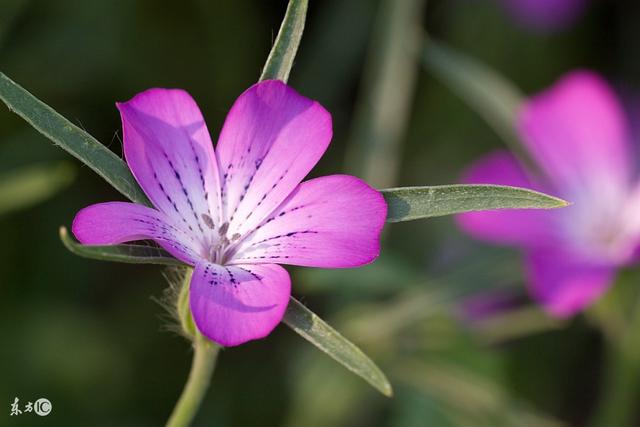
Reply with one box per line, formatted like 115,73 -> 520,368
218,222 -> 229,236
201,213 -> 215,229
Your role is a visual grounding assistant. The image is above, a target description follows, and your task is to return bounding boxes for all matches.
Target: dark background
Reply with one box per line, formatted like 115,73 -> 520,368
1,0 -> 638,425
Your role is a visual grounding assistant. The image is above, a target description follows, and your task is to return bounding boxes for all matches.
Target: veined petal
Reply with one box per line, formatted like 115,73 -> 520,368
525,248 -> 615,317
518,71 -> 632,195
230,175 -> 386,268
456,150 -> 558,247
215,80 -> 332,238
189,262 -> 291,347
117,89 -> 222,239
72,202 -> 200,264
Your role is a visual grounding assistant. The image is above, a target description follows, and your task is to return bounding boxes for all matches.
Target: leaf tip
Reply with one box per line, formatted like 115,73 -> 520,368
381,381 -> 394,398
546,195 -> 571,209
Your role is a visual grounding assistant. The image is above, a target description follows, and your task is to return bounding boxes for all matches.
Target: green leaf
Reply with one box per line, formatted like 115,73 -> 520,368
257,1 -> 394,397
259,0 -> 308,83
422,39 -> 535,168
0,162 -> 74,215
0,72 -> 150,206
283,297 -> 393,397
344,0 -> 425,188
382,184 -> 568,223
60,225 -> 392,396
59,227 -> 182,266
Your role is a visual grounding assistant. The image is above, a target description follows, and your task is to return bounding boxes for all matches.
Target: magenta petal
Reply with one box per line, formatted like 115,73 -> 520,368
502,0 -> 588,32
518,71 -> 631,194
456,150 -> 557,246
117,88 -> 222,233
215,80 -> 332,237
189,262 -> 291,346
72,202 -> 199,264
525,249 -> 615,317
231,175 -> 386,268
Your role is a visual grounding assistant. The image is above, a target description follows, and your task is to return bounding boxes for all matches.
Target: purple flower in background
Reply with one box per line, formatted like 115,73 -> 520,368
500,0 -> 589,32
72,81 -> 387,346
457,290 -> 523,324
458,71 -> 640,317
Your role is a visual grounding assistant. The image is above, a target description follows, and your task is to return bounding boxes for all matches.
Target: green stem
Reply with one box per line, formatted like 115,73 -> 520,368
591,344 -> 640,427
166,2 -> 309,424
421,39 -> 547,180
590,296 -> 640,427
344,0 -> 426,188
166,333 -> 220,427
259,0 -> 308,83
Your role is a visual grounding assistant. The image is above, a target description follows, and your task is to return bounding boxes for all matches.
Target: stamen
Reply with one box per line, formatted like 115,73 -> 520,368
201,213 -> 215,229
231,233 -> 241,241
218,222 -> 229,236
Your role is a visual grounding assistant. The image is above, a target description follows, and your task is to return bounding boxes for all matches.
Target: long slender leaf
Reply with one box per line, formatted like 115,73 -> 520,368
2,4 -> 561,399
59,227 -> 182,266
0,72 -> 149,205
283,297 -> 393,397
256,0 -> 395,396
60,226 -> 392,395
0,162 -> 74,215
422,39 -> 523,147
422,39 -> 539,172
382,184 -> 568,223
345,0 -> 425,188
259,0 -> 308,83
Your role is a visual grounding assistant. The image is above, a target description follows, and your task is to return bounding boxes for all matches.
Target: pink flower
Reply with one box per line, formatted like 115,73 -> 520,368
72,81 -> 387,346
458,71 -> 640,317
500,0 -> 589,32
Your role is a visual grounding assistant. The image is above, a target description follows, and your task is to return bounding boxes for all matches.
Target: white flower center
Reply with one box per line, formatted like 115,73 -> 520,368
559,188 -> 638,264
199,214 -> 241,264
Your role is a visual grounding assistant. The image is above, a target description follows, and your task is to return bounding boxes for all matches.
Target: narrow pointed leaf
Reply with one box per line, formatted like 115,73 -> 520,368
422,39 -> 541,172
60,225 -> 391,396
0,72 -> 149,206
0,162 -> 74,215
258,2 -> 391,392
59,227 -> 182,266
283,297 -> 393,397
422,39 -> 523,146
259,0 -> 308,83
382,184 -> 568,223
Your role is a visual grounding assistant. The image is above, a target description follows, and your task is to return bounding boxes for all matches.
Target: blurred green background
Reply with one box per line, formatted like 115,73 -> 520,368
1,0 -> 639,426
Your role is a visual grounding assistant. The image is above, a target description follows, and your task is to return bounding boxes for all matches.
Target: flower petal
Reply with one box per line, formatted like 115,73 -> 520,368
518,71 -> 631,195
230,175 -> 386,268
117,88 -> 222,236
525,248 -> 615,317
189,262 -> 291,346
72,202 -> 199,264
456,150 -> 557,246
502,0 -> 588,32
215,80 -> 332,237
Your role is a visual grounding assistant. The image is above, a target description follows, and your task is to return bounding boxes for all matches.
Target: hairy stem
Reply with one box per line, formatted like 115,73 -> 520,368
166,333 -> 220,427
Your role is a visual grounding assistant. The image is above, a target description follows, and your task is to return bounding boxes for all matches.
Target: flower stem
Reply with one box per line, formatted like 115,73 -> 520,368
166,333 -> 220,427
344,0 -> 426,188
590,342 -> 640,427
589,293 -> 640,427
